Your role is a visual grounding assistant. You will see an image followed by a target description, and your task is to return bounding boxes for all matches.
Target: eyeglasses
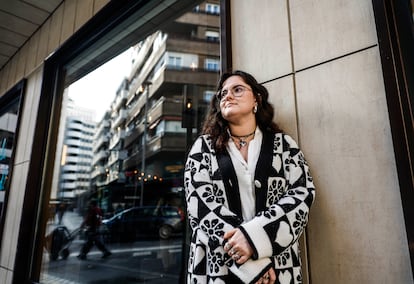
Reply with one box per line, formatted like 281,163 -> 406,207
216,85 -> 252,102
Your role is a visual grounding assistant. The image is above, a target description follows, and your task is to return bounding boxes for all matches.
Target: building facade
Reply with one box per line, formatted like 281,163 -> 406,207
55,97 -> 96,201
87,4 -> 220,215
0,0 -> 412,283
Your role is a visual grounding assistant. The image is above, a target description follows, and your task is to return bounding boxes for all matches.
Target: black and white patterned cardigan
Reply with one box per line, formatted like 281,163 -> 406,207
184,131 -> 315,284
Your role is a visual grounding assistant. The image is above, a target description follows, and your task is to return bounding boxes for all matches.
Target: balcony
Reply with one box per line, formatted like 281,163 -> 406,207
122,132 -> 186,171
112,89 -> 128,111
122,150 -> 141,170
65,138 -> 81,147
166,36 -> 219,57
125,97 -> 183,149
127,88 -> 151,125
147,97 -> 182,126
92,149 -> 108,165
112,109 -> 127,129
93,134 -> 109,152
61,164 -> 77,172
163,67 -> 219,86
94,120 -> 110,139
147,132 -> 186,155
61,182 -> 76,190
107,151 -> 121,166
124,124 -> 144,148
109,129 -> 126,150
91,166 -> 106,179
175,10 -> 219,27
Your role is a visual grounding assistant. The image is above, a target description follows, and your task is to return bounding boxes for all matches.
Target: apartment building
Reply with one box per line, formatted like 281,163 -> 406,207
90,3 -> 220,212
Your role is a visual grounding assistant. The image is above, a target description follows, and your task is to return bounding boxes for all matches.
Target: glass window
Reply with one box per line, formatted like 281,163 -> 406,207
203,90 -> 215,102
0,81 -> 25,234
39,1 -> 221,283
205,58 -> 220,71
168,55 -> 182,68
206,3 -> 220,15
206,30 -> 220,42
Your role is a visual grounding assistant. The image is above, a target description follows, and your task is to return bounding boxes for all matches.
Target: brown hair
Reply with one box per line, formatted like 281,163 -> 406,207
202,70 -> 281,152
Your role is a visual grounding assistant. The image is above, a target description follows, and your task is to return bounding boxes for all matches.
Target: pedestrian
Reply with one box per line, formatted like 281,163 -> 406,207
184,70 -> 316,283
78,199 -> 111,260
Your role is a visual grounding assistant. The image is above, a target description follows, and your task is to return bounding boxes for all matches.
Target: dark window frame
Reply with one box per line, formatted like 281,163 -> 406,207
220,0 -> 232,72
372,0 -> 414,274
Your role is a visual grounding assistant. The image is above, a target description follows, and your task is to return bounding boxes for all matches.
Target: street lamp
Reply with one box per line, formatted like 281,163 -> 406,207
139,81 -> 152,207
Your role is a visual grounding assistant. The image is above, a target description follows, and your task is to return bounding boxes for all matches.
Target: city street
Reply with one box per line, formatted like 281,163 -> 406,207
40,211 -> 184,284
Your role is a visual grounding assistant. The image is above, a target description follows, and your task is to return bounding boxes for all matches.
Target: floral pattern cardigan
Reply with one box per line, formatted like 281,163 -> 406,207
184,131 -> 315,284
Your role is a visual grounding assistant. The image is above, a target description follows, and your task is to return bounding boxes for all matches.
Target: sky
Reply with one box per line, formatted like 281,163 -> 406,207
67,48 -> 133,122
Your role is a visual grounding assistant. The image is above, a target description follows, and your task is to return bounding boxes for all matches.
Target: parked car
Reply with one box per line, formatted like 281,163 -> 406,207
101,206 -> 184,242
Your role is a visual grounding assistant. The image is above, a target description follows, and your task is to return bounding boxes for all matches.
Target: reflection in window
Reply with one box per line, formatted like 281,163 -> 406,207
203,90 -> 215,102
0,103 -> 19,200
0,80 -> 24,252
206,3 -> 220,14
206,30 -> 220,42
168,55 -> 183,68
205,58 -> 220,71
40,1 -> 220,283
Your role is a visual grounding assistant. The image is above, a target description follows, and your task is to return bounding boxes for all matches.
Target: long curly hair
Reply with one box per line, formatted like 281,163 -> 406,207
202,70 -> 282,153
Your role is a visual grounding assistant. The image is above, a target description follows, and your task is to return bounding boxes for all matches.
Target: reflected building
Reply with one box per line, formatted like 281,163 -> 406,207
56,96 -> 96,204
91,1 -> 220,212
90,111 -> 111,209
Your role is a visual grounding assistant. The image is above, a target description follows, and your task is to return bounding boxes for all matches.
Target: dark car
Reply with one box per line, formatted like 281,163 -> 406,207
102,206 -> 184,242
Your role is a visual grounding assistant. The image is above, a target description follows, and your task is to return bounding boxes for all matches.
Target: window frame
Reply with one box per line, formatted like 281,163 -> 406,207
372,0 -> 414,274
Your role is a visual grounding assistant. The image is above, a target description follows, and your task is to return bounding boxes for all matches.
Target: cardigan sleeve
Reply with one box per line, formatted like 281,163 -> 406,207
185,136 -> 272,282
185,136 -> 239,243
239,134 -> 316,260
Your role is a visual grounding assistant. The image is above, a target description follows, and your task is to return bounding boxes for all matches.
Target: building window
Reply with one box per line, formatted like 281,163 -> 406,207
205,30 -> 219,42
206,3 -> 220,15
205,58 -> 220,71
203,90 -> 215,102
168,56 -> 182,69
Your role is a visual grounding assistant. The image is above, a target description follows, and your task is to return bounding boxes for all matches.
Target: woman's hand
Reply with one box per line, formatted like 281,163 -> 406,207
223,228 -> 253,264
255,267 -> 276,284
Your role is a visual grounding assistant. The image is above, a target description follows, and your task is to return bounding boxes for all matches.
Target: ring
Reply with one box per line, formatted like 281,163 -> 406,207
264,274 -> 269,280
224,243 -> 232,251
232,253 -> 240,260
229,248 -> 236,255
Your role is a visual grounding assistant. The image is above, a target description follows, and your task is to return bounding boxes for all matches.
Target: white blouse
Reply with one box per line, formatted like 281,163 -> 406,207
226,127 -> 263,221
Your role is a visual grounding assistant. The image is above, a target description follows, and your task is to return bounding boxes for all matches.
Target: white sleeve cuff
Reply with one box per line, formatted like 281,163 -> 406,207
241,220 -> 273,259
229,257 -> 272,283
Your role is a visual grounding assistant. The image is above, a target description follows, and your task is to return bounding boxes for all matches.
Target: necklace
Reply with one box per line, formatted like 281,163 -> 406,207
227,129 -> 255,149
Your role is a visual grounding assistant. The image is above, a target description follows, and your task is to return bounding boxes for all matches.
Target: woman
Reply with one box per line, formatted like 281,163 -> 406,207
184,70 -> 315,284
